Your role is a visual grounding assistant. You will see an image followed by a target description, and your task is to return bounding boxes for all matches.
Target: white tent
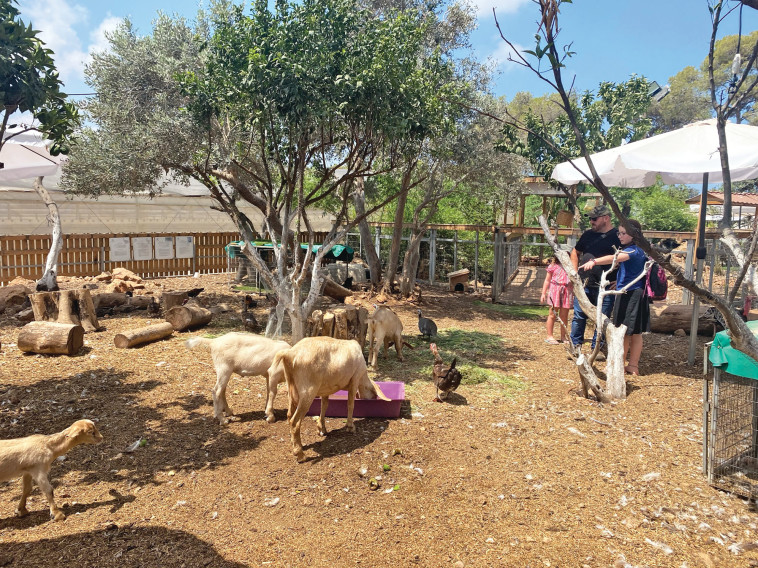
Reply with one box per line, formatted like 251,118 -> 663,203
0,127 -> 63,181
552,119 -> 758,187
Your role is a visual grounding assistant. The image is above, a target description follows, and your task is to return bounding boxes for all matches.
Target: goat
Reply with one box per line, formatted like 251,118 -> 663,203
0,419 -> 102,521
367,305 -> 405,369
267,337 -> 389,462
185,332 -> 290,424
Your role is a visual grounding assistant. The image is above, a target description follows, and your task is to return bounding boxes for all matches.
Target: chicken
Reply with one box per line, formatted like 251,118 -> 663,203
242,295 -> 260,333
429,343 -> 462,402
147,296 -> 161,317
418,310 -> 437,340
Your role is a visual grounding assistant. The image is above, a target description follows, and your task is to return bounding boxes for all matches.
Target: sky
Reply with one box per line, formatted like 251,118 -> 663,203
15,0 -> 758,103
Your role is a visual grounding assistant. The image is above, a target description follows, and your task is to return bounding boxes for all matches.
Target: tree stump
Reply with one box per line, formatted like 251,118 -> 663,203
18,321 -> 84,355
163,292 -> 189,311
114,322 -> 174,348
306,305 -> 368,348
30,289 -> 100,332
165,303 -> 212,331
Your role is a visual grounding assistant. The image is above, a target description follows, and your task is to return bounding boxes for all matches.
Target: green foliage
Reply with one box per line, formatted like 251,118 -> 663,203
473,301 -> 547,320
632,184 -> 696,232
500,76 -> 654,179
0,0 -> 78,154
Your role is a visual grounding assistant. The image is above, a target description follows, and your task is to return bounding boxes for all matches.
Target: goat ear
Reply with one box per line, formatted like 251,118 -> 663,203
370,379 -> 391,401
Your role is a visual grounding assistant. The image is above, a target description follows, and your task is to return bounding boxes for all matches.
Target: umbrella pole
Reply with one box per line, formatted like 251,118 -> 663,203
688,173 -> 709,365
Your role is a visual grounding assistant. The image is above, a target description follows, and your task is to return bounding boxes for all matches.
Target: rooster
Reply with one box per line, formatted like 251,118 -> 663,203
429,343 -> 462,402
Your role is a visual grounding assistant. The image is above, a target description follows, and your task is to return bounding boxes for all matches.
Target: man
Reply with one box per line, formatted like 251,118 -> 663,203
569,205 -> 621,353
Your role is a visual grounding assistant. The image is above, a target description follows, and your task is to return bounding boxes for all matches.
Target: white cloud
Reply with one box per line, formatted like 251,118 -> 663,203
19,0 -> 90,84
88,16 -> 121,56
474,0 -> 530,17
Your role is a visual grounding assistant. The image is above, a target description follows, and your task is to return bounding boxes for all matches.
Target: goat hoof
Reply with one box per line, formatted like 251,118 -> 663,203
295,451 -> 306,463
52,511 -> 66,522
15,507 -> 28,517
265,414 -> 276,423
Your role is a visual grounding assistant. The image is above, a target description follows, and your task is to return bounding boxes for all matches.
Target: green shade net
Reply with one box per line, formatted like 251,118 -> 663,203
225,241 -> 354,262
709,320 -> 758,379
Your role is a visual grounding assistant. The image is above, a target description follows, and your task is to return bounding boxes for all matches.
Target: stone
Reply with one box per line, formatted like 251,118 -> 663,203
111,267 -> 143,283
0,285 -> 31,312
673,328 -> 687,337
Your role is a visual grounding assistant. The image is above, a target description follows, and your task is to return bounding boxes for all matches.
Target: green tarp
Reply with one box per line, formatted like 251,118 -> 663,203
225,241 -> 354,263
708,319 -> 758,380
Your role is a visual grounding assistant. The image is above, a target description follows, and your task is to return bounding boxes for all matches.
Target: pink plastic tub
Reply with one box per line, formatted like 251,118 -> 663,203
306,381 -> 405,418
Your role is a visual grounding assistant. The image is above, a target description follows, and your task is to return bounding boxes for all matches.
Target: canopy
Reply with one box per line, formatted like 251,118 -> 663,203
551,119 -> 758,187
709,320 -> 758,380
0,127 -> 62,181
226,241 -> 354,263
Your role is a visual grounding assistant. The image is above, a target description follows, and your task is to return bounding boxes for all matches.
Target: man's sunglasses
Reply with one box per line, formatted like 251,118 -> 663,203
589,216 -> 600,221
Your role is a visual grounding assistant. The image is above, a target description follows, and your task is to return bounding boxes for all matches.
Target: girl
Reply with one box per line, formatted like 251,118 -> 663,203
578,219 -> 650,376
540,255 -> 574,344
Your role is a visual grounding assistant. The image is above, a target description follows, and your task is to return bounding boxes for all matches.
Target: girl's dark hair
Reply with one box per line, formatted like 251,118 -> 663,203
626,219 -> 643,243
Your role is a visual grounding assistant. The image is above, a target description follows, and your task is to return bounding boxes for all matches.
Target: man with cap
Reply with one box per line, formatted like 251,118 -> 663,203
569,204 -> 621,354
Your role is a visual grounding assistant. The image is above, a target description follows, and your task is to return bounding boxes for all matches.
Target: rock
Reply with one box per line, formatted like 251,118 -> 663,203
674,329 -> 687,337
0,285 -> 31,312
95,271 -> 112,282
111,267 -> 142,283
15,308 -> 34,323
105,279 -> 133,293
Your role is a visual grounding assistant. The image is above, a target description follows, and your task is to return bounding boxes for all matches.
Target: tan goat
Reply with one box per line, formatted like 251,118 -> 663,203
367,305 -> 405,369
0,419 -> 103,521
186,332 -> 290,424
268,336 -> 389,462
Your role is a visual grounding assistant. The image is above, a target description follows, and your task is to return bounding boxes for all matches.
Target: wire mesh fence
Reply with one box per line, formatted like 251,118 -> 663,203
705,369 -> 758,500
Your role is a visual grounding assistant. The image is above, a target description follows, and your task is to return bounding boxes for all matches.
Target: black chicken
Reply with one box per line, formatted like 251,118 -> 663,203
242,295 -> 260,333
430,343 -> 462,402
418,310 -> 437,340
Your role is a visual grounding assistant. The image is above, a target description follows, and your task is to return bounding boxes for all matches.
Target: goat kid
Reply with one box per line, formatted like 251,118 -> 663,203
185,332 -> 290,424
0,419 -> 102,521
268,336 -> 389,462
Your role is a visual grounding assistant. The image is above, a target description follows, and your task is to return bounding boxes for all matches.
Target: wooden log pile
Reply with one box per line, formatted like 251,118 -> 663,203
307,304 -> 368,348
30,289 -> 100,332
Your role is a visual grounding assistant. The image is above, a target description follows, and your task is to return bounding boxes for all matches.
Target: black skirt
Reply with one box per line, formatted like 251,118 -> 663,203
612,287 -> 650,335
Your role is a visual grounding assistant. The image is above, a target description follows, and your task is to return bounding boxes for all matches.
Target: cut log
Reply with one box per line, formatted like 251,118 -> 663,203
165,303 -> 212,331
92,292 -> 128,309
305,305 -> 368,348
322,312 -> 335,337
357,307 -> 368,349
18,321 -> 84,355
650,303 -> 711,334
163,292 -> 189,311
114,322 -> 174,348
30,289 -> 100,332
333,308 -> 349,339
307,310 -> 324,337
323,279 -> 353,302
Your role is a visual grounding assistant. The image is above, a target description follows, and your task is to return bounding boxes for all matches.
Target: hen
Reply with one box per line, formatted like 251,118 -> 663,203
242,295 -> 260,333
429,343 -> 462,402
418,310 -> 438,340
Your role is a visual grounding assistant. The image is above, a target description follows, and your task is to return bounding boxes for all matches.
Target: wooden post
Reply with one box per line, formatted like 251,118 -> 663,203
165,303 -> 212,331
18,321 -> 84,355
114,322 -> 174,348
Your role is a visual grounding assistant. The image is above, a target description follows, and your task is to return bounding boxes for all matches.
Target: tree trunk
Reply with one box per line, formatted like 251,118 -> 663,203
165,303 -> 212,331
650,304 -> 711,334
352,176 -> 382,286
400,231 -> 424,297
382,172 -> 411,294
114,322 -> 174,348
30,289 -> 100,332
18,321 -> 84,355
604,323 -> 628,399
33,176 -> 62,292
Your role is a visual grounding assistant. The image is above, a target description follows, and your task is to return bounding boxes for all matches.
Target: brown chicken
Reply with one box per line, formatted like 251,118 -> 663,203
429,343 -> 462,402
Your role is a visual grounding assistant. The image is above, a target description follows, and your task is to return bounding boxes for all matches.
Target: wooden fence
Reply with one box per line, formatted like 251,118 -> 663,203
0,232 -> 239,285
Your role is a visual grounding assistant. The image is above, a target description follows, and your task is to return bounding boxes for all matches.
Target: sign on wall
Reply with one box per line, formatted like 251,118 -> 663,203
132,237 -> 153,261
175,236 -> 194,259
154,236 -> 174,259
109,237 -> 131,261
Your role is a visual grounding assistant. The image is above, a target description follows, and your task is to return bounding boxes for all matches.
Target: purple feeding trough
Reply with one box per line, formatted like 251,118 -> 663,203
306,381 -> 405,418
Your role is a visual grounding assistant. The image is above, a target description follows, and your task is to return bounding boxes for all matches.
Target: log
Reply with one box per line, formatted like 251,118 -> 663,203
92,292 -> 128,308
308,310 -> 324,337
322,312 -> 335,337
18,321 -> 84,355
650,303 -> 711,334
114,322 -> 174,348
30,289 -> 100,332
163,292 -> 189,311
323,279 -> 353,302
165,303 -> 212,331
333,308 -> 349,339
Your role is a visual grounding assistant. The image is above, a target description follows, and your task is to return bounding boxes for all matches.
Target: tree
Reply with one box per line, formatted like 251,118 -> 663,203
63,0 -> 459,341
1,0 -> 79,291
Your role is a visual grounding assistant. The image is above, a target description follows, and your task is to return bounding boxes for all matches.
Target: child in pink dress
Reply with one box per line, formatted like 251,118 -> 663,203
540,256 -> 574,344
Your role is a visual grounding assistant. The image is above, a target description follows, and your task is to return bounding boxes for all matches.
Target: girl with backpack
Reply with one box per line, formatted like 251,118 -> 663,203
540,255 -> 574,344
578,219 -> 650,376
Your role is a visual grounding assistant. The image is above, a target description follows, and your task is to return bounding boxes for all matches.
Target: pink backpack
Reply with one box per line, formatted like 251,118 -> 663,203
645,262 -> 668,301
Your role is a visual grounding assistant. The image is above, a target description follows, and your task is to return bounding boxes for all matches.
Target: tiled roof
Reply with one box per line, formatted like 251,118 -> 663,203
685,191 -> 758,207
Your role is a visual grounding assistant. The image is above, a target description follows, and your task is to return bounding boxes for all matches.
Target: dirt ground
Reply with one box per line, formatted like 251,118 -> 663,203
1,273 -> 757,568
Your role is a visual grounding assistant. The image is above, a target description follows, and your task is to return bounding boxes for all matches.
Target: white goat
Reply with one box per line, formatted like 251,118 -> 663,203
268,336 -> 389,462
0,419 -> 103,521
185,332 -> 290,424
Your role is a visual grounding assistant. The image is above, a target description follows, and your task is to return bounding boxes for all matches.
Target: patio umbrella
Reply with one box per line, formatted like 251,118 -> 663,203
551,118 -> 758,365
0,127 -> 62,181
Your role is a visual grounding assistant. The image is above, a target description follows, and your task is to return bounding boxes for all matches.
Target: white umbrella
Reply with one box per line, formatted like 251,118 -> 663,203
0,127 -> 63,181
551,119 -> 758,188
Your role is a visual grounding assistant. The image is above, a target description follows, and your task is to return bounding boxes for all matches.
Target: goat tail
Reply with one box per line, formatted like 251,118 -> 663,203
185,337 -> 212,350
449,357 -> 457,369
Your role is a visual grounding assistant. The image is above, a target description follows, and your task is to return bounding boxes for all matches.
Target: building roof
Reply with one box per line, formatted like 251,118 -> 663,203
685,191 -> 758,207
